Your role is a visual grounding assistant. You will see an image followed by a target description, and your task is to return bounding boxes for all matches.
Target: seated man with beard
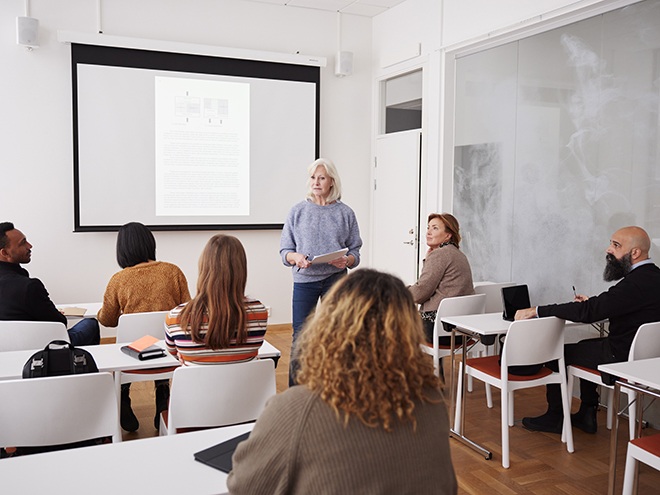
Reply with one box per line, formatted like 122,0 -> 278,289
515,226 -> 660,434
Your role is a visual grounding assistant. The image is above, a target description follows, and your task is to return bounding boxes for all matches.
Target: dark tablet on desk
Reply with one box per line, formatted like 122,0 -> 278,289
194,432 -> 251,473
501,285 -> 531,321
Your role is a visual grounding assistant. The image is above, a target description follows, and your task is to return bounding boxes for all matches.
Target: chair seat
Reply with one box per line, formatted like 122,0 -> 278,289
466,355 -> 553,381
631,434 -> 660,457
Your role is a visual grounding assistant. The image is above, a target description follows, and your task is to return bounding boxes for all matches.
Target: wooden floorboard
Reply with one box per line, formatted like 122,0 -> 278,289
120,326 -> 660,493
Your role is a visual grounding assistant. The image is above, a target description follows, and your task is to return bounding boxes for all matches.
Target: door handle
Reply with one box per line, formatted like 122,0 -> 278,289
403,240 -> 414,245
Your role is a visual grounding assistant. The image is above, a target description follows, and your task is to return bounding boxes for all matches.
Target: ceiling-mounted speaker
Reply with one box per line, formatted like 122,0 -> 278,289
334,51 -> 353,78
17,17 -> 39,49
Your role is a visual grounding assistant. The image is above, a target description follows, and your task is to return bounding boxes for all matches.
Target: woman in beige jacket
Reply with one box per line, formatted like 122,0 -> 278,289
408,213 -> 475,344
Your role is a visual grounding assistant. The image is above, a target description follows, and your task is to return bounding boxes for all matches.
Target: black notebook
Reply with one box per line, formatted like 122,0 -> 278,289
501,285 -> 531,321
194,432 -> 251,473
120,344 -> 166,361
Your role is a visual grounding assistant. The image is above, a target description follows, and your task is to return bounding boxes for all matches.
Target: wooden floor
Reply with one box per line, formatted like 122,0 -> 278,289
123,326 -> 660,494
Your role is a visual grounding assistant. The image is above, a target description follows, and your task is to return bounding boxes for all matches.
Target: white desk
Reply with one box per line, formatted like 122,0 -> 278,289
56,302 -> 102,319
0,423 -> 253,495
0,340 -> 281,382
599,357 -> 660,495
440,313 -> 583,459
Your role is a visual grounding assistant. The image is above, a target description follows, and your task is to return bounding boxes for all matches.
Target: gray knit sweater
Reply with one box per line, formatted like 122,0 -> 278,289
279,200 -> 362,283
227,386 -> 458,495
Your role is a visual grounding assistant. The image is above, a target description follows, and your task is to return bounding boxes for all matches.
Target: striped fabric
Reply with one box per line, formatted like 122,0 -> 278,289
164,298 -> 267,365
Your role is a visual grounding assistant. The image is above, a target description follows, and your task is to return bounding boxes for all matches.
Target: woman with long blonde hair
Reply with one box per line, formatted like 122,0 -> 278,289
228,269 -> 457,495
165,235 -> 267,365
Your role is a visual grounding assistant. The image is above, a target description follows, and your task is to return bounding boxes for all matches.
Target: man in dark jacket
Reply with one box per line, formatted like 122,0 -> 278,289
515,226 -> 660,434
0,222 -> 99,345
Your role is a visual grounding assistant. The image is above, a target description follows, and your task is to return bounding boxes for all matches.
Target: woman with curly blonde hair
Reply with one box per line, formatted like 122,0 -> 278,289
227,269 -> 457,495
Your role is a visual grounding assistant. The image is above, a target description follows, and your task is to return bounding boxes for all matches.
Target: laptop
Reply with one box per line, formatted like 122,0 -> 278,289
194,431 -> 251,473
501,285 -> 531,321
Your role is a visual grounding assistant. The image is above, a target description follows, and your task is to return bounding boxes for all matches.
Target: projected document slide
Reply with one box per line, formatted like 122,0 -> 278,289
155,77 -> 250,216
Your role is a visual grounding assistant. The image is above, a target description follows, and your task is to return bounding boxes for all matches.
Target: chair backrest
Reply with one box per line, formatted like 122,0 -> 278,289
474,282 -> 517,313
167,359 -> 276,434
0,372 -> 119,447
116,311 -> 170,344
629,321 -> 660,361
436,293 -> 487,318
0,320 -> 69,352
501,317 -> 566,369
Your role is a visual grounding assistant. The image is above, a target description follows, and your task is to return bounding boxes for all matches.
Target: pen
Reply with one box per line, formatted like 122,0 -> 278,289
573,286 -> 577,298
297,254 -> 310,272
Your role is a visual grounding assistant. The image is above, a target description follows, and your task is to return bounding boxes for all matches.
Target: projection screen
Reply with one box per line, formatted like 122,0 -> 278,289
71,43 -> 320,231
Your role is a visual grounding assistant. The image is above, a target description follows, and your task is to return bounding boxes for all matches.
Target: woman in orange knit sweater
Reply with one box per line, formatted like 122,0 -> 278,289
98,222 -> 191,432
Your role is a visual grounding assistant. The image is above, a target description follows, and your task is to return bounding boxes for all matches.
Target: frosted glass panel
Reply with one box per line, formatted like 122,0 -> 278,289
454,42 -> 518,285
454,0 -> 660,306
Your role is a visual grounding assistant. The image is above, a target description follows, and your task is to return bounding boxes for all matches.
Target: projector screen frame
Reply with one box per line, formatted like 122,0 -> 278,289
70,42 -> 321,233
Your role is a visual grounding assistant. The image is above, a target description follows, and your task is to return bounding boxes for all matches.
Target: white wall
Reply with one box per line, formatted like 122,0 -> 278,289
0,0 -> 372,326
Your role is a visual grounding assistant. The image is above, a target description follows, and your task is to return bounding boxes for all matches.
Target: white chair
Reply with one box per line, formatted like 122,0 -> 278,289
115,311 -> 178,393
0,372 -> 120,448
421,294 -> 486,378
622,433 -> 660,495
567,321 -> 660,438
0,320 -> 69,352
473,282 -> 516,314
454,317 -> 574,468
160,358 -> 276,435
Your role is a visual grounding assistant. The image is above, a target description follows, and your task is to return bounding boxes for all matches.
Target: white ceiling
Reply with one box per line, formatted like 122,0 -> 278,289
239,0 -> 407,17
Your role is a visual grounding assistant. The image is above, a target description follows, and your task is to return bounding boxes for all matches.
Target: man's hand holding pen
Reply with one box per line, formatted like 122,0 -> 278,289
573,285 -> 588,302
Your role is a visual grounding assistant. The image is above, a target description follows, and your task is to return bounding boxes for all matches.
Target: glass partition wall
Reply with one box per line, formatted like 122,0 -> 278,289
453,0 -> 660,304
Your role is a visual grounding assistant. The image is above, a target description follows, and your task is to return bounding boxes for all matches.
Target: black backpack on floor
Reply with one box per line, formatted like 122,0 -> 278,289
22,340 -> 98,378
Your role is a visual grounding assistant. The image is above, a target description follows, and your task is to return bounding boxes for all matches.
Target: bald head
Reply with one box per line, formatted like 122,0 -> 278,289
609,226 -> 650,263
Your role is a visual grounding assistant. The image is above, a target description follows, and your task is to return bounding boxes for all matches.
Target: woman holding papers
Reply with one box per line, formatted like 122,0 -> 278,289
227,269 -> 457,495
408,213 -> 474,345
279,158 -> 362,386
98,222 -> 191,433
165,234 -> 268,365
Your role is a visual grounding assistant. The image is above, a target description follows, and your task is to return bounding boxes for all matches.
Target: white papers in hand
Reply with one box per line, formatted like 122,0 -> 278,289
310,248 -> 349,264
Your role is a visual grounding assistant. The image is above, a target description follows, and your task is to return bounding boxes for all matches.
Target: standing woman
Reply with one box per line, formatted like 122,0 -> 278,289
408,213 -> 474,345
98,222 -> 191,432
280,158 -> 362,386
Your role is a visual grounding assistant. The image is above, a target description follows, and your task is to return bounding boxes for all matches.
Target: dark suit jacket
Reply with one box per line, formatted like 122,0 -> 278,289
0,260 -> 67,325
538,263 -> 660,361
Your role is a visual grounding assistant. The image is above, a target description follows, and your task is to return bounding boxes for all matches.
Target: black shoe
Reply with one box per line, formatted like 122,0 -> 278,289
571,403 -> 597,434
120,386 -> 139,432
154,383 -> 170,430
522,410 -> 563,434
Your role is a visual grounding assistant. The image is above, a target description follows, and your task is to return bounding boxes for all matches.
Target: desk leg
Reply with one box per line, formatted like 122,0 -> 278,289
449,329 -> 456,431
448,329 -> 492,460
459,340 -> 467,437
607,383 -> 620,495
633,390 -> 644,495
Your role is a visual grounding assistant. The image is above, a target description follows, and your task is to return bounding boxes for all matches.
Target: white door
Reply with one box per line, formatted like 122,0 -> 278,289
371,130 -> 422,286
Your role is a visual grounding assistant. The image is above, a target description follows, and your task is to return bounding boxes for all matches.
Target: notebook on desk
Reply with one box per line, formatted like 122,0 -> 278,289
501,285 -> 531,321
194,432 -> 251,473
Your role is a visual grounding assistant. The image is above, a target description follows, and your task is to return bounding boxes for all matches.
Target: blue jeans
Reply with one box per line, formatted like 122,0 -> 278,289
67,318 -> 100,346
289,270 -> 346,387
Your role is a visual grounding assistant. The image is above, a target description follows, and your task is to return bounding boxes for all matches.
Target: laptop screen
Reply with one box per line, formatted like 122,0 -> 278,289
501,285 -> 531,321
